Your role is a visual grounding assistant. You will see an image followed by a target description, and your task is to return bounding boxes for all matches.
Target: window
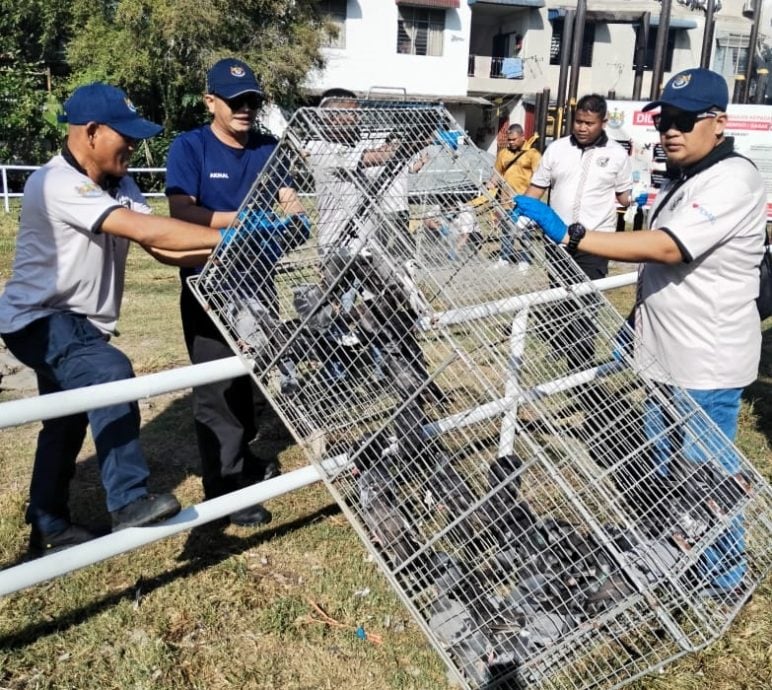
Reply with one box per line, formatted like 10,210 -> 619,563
549,19 -> 595,67
635,28 -> 677,72
713,34 -> 750,82
397,7 -> 445,57
319,0 -> 347,49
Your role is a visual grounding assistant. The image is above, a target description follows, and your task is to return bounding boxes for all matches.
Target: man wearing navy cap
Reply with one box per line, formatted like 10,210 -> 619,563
513,68 -> 766,603
0,83 -> 226,555
166,58 -> 306,527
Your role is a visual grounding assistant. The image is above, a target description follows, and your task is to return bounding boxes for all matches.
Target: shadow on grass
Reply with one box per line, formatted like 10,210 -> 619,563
64,392 -> 297,531
743,323 -> 772,448
0,502 -> 341,651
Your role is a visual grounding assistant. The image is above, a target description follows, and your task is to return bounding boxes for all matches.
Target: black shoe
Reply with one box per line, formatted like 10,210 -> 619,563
28,524 -> 97,557
111,493 -> 181,531
243,458 -> 282,483
229,503 -> 272,527
261,459 -> 281,481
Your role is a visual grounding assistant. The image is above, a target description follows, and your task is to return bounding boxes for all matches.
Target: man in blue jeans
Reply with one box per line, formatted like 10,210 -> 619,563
512,68 -> 765,601
0,83 -> 226,556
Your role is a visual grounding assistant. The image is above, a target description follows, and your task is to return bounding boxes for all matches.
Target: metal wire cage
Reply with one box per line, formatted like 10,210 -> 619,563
189,100 -> 772,690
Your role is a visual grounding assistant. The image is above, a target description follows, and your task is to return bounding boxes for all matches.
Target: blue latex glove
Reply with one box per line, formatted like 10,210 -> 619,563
512,195 -> 568,244
435,129 -> 462,151
219,210 -> 311,264
634,192 -> 649,208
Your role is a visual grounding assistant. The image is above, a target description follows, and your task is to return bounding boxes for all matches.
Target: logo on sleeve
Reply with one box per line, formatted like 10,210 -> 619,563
691,202 -> 716,223
75,181 -> 103,198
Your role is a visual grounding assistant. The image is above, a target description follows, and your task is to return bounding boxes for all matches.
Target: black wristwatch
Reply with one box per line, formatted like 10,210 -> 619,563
566,223 -> 586,256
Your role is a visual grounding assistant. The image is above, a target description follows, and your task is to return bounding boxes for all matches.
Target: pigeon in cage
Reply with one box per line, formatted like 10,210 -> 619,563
427,594 -> 495,687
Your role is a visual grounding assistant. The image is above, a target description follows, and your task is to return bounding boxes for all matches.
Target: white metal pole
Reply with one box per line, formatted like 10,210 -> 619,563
0,454 -> 348,597
0,357 -> 248,430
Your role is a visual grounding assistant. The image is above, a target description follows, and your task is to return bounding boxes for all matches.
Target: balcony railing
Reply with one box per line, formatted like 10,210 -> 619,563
468,55 -> 525,79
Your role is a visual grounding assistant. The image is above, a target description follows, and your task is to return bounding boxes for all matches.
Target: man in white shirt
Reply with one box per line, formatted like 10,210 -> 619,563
525,94 -> 632,370
514,68 -> 766,602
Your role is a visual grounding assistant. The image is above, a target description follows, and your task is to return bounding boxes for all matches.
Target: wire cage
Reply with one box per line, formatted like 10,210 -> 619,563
189,100 -> 772,690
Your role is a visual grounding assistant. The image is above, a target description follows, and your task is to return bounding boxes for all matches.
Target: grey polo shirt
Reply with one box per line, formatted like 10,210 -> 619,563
0,155 -> 151,336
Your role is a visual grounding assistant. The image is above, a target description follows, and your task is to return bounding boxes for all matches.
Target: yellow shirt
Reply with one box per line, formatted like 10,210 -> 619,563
494,146 -> 542,195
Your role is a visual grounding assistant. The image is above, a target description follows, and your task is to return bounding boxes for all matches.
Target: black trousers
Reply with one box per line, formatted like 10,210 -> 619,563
544,245 -> 608,371
180,283 -> 266,499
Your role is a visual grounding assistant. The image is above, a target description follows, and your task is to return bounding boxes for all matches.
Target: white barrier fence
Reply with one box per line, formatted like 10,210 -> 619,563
0,272 -> 640,597
1,165 -> 167,213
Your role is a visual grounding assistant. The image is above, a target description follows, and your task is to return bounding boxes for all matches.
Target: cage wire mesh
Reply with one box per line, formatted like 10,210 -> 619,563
189,100 -> 772,690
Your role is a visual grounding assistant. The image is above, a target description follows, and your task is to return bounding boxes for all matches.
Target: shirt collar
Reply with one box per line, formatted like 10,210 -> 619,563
61,140 -> 122,196
569,130 -> 609,150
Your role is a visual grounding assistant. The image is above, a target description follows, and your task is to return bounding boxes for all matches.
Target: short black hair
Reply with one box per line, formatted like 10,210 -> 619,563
507,124 -> 524,136
321,87 -> 356,100
576,94 -> 608,120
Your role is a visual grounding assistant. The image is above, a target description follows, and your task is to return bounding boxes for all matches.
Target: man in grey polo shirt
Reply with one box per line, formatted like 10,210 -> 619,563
514,68 -> 766,601
0,83 -> 225,556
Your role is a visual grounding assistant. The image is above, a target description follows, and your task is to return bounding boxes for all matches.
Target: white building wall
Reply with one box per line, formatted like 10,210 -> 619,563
305,1 -> 472,98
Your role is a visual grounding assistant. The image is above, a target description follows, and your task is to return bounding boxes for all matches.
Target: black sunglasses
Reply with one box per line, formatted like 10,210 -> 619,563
652,110 -> 718,133
220,93 -> 262,111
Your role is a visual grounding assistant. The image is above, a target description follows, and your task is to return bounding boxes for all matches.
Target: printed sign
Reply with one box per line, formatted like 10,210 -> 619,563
607,101 -> 772,219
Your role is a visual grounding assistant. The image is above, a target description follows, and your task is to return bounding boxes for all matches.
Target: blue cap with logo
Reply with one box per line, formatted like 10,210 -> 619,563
642,68 -> 729,113
206,58 -> 263,99
59,82 -> 163,140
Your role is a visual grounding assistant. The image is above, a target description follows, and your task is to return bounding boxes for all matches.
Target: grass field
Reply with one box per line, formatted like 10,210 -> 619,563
0,200 -> 770,690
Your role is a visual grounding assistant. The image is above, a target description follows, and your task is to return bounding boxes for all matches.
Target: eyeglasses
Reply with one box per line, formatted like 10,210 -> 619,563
220,93 -> 262,111
652,110 -> 718,133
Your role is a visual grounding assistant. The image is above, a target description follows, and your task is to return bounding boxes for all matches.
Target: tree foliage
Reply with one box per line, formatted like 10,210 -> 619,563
1,0 -> 327,164
66,0 -> 325,134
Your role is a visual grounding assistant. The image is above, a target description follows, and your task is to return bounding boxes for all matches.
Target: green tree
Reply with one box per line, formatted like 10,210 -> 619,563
0,0 -> 71,162
66,0 -> 325,139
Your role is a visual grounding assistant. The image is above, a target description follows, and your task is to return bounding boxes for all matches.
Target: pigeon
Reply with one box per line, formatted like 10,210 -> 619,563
226,294 -> 276,355
427,594 -> 494,686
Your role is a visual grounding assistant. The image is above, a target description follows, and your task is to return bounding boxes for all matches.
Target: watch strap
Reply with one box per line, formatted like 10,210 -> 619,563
566,223 -> 586,256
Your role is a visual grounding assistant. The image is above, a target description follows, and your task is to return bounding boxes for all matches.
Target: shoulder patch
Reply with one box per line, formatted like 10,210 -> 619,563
75,181 -> 103,198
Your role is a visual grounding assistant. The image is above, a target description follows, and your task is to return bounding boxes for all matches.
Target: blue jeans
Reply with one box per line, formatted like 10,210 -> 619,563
2,313 -> 150,533
643,386 -> 746,590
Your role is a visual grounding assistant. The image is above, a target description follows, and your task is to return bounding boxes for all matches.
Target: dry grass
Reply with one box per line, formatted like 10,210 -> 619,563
0,201 -> 770,690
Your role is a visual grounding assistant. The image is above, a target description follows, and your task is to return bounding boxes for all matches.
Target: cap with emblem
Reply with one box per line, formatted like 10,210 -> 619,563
58,82 -> 163,140
206,58 -> 263,99
642,68 -> 729,113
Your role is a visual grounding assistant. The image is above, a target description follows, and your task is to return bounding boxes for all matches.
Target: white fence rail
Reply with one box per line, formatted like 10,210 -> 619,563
0,271 -> 639,597
1,165 -> 167,213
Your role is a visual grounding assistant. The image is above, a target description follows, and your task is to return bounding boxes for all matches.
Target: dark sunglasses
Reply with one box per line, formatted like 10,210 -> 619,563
652,110 -> 717,133
220,93 -> 262,111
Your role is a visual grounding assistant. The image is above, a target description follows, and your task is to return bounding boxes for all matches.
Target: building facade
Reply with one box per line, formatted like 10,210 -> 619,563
305,1 -> 771,152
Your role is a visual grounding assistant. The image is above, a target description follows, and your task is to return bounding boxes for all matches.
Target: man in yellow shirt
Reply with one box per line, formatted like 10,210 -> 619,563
492,124 -> 541,269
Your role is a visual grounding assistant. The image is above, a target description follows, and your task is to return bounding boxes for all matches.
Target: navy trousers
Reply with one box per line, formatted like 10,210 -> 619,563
2,312 -> 149,533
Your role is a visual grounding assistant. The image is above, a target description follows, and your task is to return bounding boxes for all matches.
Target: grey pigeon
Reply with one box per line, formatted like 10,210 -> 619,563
427,594 -> 493,686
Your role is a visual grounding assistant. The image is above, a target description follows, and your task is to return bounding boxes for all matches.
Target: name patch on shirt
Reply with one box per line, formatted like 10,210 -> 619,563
209,172 -> 230,179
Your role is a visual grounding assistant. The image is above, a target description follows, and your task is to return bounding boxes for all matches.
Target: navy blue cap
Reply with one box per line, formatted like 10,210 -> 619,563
59,82 -> 163,140
643,68 -> 729,113
206,58 -> 263,99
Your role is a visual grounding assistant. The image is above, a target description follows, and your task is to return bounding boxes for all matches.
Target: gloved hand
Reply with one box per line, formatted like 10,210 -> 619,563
634,192 -> 649,208
512,195 -> 567,244
219,210 -> 311,263
283,213 -> 312,252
